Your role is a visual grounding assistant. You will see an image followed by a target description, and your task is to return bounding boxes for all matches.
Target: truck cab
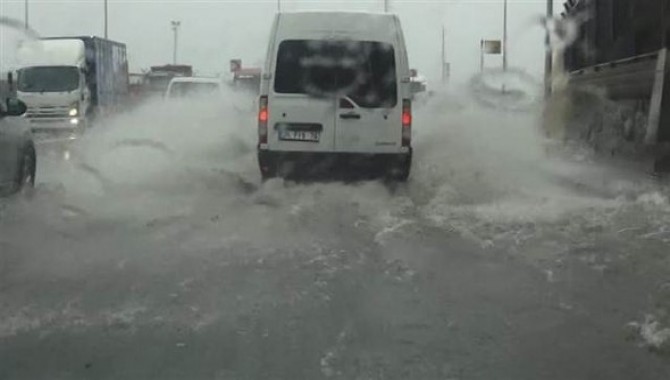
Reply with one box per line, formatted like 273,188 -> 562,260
16,39 -> 89,135
15,37 -> 128,136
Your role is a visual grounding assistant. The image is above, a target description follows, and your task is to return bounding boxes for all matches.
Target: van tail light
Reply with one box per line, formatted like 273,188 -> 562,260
258,95 -> 268,144
401,99 -> 412,147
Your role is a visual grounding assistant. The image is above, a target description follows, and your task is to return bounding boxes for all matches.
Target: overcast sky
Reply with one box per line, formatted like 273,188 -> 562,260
0,0 -> 557,83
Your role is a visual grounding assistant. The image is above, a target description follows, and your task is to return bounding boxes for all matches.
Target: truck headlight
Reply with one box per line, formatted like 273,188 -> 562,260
70,118 -> 79,125
69,102 -> 79,117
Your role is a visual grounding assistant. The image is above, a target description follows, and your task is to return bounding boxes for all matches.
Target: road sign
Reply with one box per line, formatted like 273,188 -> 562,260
481,40 -> 502,55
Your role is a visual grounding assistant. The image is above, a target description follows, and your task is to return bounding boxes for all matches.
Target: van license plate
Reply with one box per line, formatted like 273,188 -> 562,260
280,130 -> 320,142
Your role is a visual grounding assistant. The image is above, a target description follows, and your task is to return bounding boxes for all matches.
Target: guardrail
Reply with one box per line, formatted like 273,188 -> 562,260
568,52 -> 659,100
570,52 -> 659,76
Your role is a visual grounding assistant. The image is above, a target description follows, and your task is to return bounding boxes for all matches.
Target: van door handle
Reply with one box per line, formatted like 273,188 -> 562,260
339,113 -> 361,120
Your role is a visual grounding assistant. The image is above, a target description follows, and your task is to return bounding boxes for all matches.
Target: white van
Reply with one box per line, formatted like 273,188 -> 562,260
257,12 -> 412,181
165,77 -> 223,100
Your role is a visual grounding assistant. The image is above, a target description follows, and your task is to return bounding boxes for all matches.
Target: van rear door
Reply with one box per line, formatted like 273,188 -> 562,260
332,41 -> 400,153
269,40 -> 337,152
270,39 -> 401,153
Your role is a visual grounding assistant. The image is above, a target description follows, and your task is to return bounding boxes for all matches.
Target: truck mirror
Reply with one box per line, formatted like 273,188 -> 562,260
3,98 -> 28,116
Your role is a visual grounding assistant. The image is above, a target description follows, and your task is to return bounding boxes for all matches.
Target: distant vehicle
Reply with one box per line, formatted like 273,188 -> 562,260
15,37 -> 129,135
231,66 -> 261,94
0,98 -> 36,195
410,69 -> 427,99
164,77 -> 223,100
145,64 -> 193,97
258,12 -> 413,181
227,62 -> 261,115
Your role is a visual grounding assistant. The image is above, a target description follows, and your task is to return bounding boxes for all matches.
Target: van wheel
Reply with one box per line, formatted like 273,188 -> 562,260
258,151 -> 277,182
388,167 -> 410,182
261,169 -> 277,182
387,154 -> 411,182
260,163 -> 276,181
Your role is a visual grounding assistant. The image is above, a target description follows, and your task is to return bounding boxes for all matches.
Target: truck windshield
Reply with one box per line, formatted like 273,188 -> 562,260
274,40 -> 397,108
17,66 -> 79,93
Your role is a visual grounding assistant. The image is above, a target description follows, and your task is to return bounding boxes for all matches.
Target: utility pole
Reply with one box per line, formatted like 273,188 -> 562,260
24,0 -> 29,29
662,0 -> 667,48
480,40 -> 485,73
171,21 -> 181,65
104,0 -> 108,38
545,0 -> 553,98
502,0 -> 508,72
441,26 -> 446,82
277,0 -> 281,12
384,0 -> 389,13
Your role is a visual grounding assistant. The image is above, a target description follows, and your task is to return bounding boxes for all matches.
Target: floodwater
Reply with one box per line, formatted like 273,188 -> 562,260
1,86 -> 670,379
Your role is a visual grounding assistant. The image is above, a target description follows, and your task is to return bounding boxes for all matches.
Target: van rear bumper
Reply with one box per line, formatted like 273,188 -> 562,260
258,149 -> 412,180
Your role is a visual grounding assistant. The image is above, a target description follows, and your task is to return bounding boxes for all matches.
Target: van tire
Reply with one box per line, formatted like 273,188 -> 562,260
387,152 -> 411,182
395,167 -> 410,182
388,166 -> 410,182
258,150 -> 277,181
261,170 -> 277,182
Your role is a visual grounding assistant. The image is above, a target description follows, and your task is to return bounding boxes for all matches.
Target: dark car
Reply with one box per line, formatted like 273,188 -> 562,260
0,98 -> 36,195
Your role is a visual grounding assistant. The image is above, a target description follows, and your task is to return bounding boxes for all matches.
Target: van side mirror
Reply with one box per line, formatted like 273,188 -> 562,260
0,98 -> 28,117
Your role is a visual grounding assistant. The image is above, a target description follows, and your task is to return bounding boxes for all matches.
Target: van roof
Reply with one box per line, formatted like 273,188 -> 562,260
275,11 -> 400,43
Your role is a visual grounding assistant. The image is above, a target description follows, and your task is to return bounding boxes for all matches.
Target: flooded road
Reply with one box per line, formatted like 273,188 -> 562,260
1,93 -> 670,379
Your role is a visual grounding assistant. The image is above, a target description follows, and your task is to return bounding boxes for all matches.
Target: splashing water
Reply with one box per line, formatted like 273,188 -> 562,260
0,16 -> 40,40
0,16 -> 42,74
538,13 -> 585,51
469,68 -> 543,112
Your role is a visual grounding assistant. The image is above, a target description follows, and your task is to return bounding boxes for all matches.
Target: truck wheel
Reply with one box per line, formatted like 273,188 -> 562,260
79,118 -> 88,133
14,144 -> 36,193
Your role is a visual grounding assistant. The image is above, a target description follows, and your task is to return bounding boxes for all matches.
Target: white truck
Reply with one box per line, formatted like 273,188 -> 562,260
15,37 -> 128,135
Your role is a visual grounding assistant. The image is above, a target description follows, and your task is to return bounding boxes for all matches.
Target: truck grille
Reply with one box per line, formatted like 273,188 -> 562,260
25,106 -> 70,119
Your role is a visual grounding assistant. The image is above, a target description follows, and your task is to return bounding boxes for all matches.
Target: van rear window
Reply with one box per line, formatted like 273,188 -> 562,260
274,40 -> 397,108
